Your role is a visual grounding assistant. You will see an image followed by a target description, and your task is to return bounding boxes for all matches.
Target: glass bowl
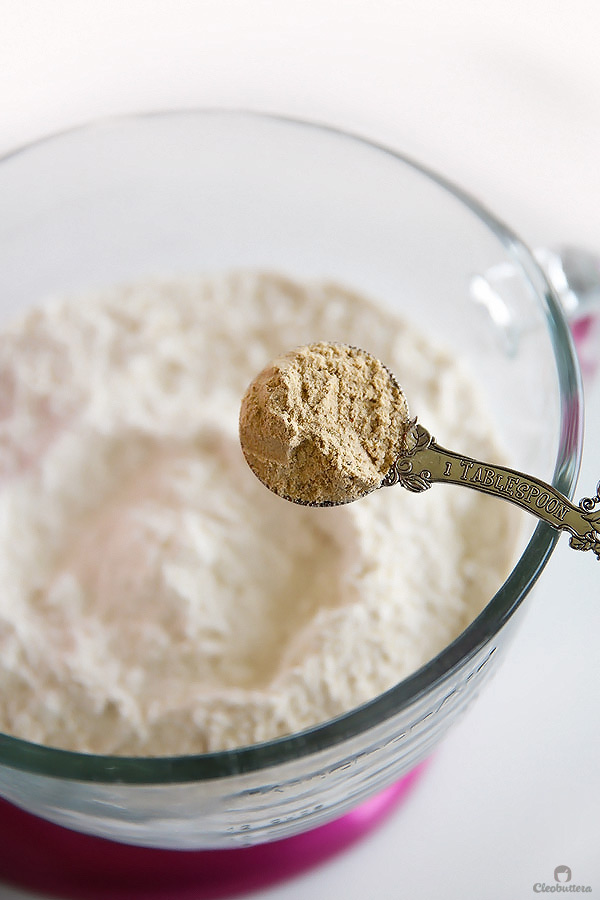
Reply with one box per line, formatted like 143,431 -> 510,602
0,110 -> 583,851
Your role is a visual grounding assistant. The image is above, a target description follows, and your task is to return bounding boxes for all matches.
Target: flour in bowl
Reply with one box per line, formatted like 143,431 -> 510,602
0,272 -> 517,754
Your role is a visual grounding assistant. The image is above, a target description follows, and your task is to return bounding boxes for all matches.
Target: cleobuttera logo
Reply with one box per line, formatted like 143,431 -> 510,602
533,865 -> 592,893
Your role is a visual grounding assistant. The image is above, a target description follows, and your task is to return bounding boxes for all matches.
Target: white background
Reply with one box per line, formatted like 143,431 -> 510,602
1,2 -> 599,897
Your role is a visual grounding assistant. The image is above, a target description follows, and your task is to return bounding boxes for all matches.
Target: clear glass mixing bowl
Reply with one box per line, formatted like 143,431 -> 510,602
0,110 -> 583,850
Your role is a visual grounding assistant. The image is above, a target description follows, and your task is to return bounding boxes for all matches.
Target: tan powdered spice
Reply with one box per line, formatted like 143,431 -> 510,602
239,342 -> 410,505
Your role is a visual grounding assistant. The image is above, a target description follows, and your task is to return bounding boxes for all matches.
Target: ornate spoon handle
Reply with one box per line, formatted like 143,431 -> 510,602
383,423 -> 600,559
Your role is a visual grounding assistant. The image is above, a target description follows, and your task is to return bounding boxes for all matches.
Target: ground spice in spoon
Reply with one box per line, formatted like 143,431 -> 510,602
239,341 -> 410,505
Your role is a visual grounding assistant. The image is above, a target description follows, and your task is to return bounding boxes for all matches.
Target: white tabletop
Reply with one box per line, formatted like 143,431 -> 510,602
1,2 -> 599,897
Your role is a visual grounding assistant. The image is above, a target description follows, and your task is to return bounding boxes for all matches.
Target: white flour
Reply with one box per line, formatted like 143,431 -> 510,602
0,272 -> 516,755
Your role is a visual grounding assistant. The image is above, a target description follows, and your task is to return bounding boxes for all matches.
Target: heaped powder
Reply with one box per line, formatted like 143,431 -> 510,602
0,272 -> 517,755
239,342 -> 411,505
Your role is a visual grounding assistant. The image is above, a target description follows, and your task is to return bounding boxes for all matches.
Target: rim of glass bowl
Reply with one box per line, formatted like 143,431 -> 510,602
0,109 -> 583,785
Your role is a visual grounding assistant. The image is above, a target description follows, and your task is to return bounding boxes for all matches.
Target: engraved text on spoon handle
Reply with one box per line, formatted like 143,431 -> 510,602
384,424 -> 600,559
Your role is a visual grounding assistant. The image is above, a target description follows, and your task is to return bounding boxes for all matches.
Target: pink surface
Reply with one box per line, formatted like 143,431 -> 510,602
571,314 -> 600,382
0,765 -> 425,899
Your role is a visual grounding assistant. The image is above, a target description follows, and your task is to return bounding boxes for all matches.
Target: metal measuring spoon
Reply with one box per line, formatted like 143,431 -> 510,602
239,342 -> 600,560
